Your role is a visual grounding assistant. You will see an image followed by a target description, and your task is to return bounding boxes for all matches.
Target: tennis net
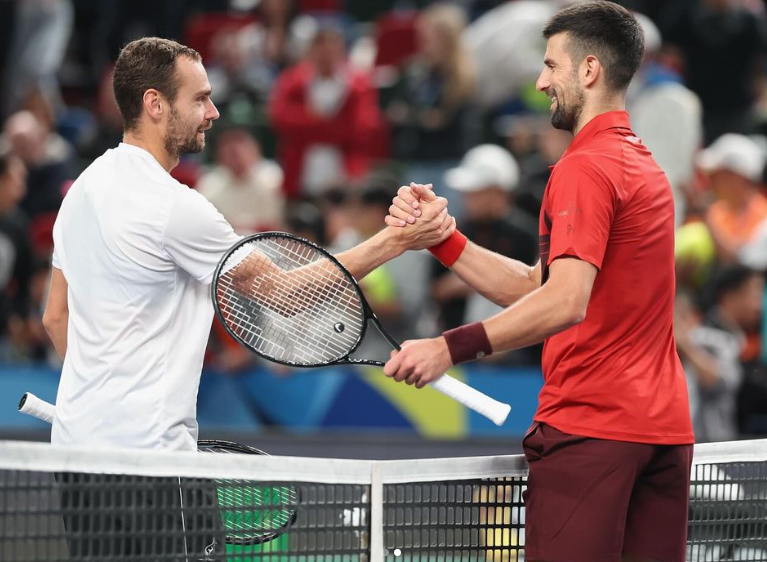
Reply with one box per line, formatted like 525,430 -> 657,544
0,438 -> 765,561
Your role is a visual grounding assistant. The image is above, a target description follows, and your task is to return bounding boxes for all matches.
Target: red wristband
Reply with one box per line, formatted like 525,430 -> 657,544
428,230 -> 467,267
442,322 -> 493,365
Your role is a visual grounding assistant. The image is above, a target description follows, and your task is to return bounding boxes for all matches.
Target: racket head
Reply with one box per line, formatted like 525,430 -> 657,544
197,439 -> 300,545
212,232 -> 371,368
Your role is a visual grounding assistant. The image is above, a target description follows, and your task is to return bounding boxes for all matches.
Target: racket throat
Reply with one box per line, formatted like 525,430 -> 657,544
346,318 -> 399,366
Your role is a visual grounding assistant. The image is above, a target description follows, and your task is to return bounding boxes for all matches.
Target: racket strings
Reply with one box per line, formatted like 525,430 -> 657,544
216,238 -> 365,365
200,447 -> 299,537
218,272 -> 356,361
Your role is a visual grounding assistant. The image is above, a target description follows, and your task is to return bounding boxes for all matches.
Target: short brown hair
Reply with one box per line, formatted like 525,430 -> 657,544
543,1 -> 644,92
113,37 -> 201,132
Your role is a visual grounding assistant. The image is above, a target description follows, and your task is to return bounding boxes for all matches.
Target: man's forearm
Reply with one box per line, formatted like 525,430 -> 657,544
336,228 -> 405,280
483,279 -> 583,353
44,316 -> 67,360
450,242 -> 540,307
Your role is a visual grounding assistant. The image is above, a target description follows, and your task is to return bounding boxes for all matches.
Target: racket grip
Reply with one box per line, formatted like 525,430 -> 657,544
19,392 -> 56,424
430,374 -> 511,426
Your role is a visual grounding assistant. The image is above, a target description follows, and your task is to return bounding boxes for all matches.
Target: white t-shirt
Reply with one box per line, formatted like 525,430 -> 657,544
51,143 -> 241,451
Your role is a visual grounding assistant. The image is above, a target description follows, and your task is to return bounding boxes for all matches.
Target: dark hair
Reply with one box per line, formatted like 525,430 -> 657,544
113,37 -> 201,132
709,265 -> 761,306
543,1 -> 644,92
285,203 -> 327,246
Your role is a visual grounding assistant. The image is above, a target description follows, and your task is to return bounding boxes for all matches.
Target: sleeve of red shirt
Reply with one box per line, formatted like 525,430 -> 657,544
546,154 -> 618,270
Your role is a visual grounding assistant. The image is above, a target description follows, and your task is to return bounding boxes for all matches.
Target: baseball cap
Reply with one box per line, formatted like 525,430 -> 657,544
445,144 -> 520,193
696,133 -> 766,183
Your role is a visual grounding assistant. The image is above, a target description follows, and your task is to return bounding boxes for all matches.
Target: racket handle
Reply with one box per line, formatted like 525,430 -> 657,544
430,375 -> 511,426
19,392 -> 56,424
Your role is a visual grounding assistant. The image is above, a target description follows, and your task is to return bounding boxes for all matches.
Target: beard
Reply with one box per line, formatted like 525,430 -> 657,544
550,84 -> 585,134
165,106 -> 206,158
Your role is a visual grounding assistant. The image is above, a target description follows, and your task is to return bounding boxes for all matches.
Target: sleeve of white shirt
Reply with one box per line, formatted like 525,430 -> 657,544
51,213 -> 62,270
163,188 -> 242,285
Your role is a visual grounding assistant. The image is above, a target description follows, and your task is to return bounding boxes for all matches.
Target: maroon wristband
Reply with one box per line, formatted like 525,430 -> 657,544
442,322 -> 493,365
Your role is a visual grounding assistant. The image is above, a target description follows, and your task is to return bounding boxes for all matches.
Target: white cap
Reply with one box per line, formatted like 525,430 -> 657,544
635,12 -> 661,55
445,144 -> 520,192
696,133 -> 766,183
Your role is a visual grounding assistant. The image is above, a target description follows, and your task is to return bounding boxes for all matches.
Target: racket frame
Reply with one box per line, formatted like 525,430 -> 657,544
212,231 -> 397,368
198,438 -> 300,546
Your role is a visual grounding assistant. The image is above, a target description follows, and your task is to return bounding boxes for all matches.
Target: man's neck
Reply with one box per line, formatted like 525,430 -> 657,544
122,131 -> 178,173
573,97 -> 626,137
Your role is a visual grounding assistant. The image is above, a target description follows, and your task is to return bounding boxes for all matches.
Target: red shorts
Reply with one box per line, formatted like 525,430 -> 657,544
522,423 -> 693,562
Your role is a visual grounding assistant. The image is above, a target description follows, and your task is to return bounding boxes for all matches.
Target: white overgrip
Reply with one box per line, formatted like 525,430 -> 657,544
18,392 -> 56,424
429,374 -> 511,426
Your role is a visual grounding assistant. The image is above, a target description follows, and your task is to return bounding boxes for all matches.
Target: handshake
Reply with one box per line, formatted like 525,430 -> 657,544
384,182 -> 457,252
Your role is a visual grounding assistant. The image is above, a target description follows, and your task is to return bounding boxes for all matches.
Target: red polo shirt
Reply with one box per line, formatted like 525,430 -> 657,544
535,111 -> 694,445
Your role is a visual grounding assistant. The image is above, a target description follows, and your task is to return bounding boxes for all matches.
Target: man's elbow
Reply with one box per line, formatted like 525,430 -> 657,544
559,294 -> 589,328
42,309 -> 66,334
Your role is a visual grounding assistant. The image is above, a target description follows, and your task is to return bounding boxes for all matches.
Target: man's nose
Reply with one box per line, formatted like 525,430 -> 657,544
535,70 -> 550,93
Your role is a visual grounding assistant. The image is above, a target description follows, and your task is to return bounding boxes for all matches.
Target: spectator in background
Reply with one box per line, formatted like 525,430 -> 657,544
0,0 -> 73,120
317,186 -> 360,252
0,149 -> 33,361
257,0 -> 298,71
697,134 -> 767,264
500,116 -> 571,222
676,266 -> 764,442
269,18 -> 383,198
662,0 -> 767,144
197,128 -> 284,234
79,66 -> 129,169
431,144 -> 539,365
629,13 -> 702,227
387,3 -> 477,205
1,110 -> 74,219
206,26 -> 275,116
285,201 -> 326,245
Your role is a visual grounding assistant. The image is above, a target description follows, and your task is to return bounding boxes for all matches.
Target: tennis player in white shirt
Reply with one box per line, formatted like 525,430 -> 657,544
42,36 -> 453,561
43,37 -> 454,453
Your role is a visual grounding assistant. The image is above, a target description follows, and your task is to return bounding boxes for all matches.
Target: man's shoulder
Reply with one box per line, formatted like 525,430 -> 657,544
69,148 -> 190,213
550,149 -> 617,186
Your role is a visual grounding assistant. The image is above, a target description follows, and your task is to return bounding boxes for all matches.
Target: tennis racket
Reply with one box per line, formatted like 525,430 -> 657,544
18,393 -> 299,546
212,232 -> 511,426
197,439 -> 299,545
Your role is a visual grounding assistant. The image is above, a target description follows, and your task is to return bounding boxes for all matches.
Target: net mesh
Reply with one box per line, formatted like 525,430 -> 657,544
215,235 -> 365,366
0,439 -> 765,561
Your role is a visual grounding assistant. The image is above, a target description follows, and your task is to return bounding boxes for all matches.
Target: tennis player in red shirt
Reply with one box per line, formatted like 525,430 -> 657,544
383,2 -> 694,560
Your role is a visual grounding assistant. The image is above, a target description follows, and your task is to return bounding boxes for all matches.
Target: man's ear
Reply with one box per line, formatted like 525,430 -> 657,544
143,89 -> 164,122
581,55 -> 601,88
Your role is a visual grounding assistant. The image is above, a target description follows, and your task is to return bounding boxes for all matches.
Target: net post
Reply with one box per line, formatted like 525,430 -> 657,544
370,461 -> 384,562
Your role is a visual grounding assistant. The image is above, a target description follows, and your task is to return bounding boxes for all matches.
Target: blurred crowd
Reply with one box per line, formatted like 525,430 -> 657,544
1,0 -> 767,441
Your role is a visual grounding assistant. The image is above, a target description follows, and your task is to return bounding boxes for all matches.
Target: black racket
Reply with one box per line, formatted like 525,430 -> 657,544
197,439 -> 299,545
18,394 -> 299,546
212,232 -> 510,425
